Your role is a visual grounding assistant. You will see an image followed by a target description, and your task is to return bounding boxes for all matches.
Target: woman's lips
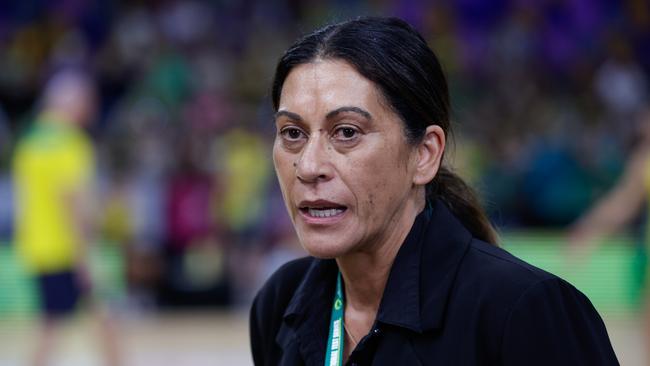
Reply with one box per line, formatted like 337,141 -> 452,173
298,207 -> 347,224
297,200 -> 348,224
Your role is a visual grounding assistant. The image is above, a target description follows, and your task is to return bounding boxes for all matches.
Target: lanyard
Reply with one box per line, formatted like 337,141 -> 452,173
325,272 -> 344,366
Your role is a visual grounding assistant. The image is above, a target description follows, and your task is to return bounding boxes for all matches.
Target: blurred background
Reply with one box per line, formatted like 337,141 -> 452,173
0,0 -> 649,365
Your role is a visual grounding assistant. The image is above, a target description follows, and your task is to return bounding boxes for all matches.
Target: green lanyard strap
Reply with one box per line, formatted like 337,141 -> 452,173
325,272 -> 344,366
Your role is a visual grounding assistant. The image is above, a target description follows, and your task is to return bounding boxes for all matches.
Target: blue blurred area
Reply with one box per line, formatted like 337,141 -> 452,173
0,0 -> 648,311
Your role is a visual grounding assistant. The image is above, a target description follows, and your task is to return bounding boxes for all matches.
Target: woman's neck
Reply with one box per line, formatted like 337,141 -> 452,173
336,195 -> 423,314
336,194 -> 424,361
337,246 -> 398,313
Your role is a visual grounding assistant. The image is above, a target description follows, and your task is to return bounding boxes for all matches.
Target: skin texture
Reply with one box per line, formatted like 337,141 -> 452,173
274,59 -> 443,259
273,59 -> 445,359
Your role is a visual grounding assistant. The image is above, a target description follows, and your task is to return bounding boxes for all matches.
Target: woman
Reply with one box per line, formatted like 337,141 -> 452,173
250,17 -> 618,365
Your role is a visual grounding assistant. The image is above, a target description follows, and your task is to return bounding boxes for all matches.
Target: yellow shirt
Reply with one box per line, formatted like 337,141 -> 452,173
13,115 -> 94,274
217,129 -> 270,231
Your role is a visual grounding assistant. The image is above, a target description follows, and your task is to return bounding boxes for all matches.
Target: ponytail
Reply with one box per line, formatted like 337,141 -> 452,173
429,166 -> 498,245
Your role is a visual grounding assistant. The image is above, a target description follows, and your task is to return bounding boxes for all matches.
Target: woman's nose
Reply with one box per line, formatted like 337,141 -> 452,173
295,136 -> 333,183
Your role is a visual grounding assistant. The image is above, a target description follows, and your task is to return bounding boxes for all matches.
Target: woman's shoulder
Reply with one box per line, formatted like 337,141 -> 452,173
457,238 -> 579,306
458,240 -> 618,364
468,238 -> 556,279
251,256 -> 322,329
250,257 -> 316,364
254,256 -> 314,307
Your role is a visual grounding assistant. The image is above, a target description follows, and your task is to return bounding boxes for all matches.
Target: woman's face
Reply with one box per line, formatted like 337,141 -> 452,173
273,59 -> 433,258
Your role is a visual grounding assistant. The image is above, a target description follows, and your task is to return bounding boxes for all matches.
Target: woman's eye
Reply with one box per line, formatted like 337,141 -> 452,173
280,127 -> 305,141
333,126 -> 359,141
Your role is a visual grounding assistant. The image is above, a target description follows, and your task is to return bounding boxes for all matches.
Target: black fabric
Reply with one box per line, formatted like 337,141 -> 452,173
36,270 -> 81,317
250,199 -> 619,365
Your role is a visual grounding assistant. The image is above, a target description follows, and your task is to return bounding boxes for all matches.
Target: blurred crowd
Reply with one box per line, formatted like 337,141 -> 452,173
0,0 -> 649,308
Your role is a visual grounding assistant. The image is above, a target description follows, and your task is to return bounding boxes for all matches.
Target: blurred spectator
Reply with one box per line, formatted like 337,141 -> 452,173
12,69 -> 120,365
214,128 -> 271,239
160,136 -> 230,307
0,106 -> 13,242
569,106 -> 650,358
594,34 -> 648,141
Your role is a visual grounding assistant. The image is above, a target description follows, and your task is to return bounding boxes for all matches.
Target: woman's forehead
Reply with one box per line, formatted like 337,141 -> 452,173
278,59 -> 387,117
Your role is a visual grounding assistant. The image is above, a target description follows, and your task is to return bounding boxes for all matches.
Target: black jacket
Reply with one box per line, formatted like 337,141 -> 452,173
250,200 -> 619,365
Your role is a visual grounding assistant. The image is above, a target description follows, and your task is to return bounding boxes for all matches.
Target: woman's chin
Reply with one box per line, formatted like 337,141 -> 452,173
299,238 -> 352,259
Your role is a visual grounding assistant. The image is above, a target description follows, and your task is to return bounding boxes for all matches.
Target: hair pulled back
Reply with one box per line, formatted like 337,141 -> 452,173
271,16 -> 497,244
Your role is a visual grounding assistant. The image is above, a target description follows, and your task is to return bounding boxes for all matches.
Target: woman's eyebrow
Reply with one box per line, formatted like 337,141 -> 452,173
326,106 -> 372,121
274,110 -> 303,121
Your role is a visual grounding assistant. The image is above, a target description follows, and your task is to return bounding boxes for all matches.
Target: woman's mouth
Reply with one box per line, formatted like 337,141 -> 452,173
303,207 -> 346,218
298,200 -> 348,223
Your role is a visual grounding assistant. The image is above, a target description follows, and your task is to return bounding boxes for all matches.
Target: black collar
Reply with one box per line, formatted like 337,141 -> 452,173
378,199 -> 473,332
277,199 -> 473,362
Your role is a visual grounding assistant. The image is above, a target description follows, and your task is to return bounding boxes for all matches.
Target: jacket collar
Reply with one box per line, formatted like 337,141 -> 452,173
378,198 -> 472,332
279,257 -> 336,365
277,199 -> 473,360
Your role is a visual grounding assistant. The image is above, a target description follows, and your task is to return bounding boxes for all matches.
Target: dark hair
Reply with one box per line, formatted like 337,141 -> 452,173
271,16 -> 498,245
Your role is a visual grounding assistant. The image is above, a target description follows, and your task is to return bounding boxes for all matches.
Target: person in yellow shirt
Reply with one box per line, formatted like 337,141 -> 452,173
13,69 -> 119,366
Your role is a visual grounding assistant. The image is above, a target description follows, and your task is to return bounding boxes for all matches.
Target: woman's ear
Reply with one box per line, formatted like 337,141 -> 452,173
413,125 -> 445,185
